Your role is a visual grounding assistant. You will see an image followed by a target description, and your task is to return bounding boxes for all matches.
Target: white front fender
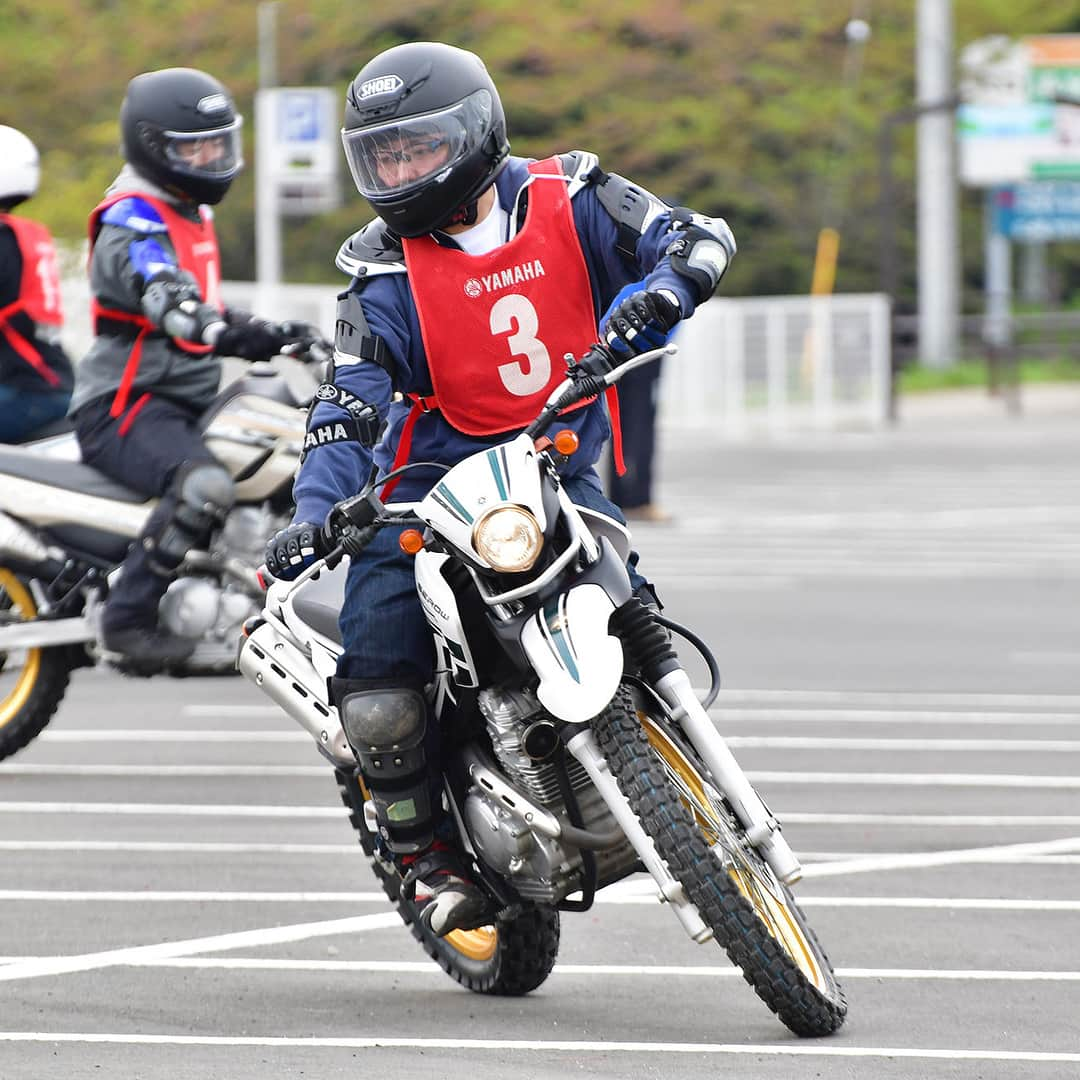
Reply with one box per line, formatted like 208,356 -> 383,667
520,583 -> 623,724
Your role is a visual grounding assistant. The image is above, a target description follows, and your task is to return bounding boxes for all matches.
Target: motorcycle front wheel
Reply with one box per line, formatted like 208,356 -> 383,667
0,568 -> 70,761
592,683 -> 847,1037
335,769 -> 560,995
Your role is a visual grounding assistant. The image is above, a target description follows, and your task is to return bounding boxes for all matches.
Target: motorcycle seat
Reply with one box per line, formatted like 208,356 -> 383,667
0,445 -> 147,504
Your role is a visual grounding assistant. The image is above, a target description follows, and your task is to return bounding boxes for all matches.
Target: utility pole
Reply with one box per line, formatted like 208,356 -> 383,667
916,0 -> 960,368
255,1 -> 281,289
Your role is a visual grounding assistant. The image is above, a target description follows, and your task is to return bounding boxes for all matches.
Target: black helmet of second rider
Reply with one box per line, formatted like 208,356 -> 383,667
342,42 -> 510,237
121,67 -> 244,206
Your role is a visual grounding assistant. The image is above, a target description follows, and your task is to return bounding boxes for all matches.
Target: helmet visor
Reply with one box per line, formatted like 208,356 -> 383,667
161,117 -> 244,179
342,89 -> 492,199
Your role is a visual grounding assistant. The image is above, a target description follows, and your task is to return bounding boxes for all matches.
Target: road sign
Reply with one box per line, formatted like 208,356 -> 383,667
256,86 -> 340,215
959,35 -> 1080,186
991,181 -> 1080,240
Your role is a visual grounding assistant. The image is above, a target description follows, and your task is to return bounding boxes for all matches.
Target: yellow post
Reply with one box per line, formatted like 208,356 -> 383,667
811,227 -> 840,296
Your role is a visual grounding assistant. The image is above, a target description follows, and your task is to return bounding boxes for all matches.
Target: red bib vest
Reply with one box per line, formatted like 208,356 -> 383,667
387,158 -> 622,497
88,193 -> 222,417
403,157 -> 599,436
0,213 -> 64,387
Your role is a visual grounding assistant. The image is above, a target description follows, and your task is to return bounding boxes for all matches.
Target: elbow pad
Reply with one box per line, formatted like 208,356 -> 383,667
141,270 -> 226,345
665,210 -> 737,302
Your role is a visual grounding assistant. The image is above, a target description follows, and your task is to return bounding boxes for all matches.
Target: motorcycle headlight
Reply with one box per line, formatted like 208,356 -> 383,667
472,506 -> 543,572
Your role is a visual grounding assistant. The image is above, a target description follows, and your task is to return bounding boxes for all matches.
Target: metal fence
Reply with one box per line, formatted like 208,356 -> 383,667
664,293 -> 892,434
58,279 -> 892,436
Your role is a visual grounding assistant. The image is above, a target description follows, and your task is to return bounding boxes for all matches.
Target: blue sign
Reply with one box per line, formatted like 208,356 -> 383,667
278,91 -> 321,143
991,182 -> 1080,239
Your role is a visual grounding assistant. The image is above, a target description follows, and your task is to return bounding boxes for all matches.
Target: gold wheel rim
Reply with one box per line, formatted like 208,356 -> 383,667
642,714 -> 828,993
444,925 -> 498,961
0,569 -> 41,731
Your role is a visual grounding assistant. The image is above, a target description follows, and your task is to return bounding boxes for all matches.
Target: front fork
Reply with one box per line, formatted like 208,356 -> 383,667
614,597 -> 802,885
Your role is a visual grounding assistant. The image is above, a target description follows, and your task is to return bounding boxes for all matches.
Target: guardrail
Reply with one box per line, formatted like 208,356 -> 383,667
58,279 -> 893,436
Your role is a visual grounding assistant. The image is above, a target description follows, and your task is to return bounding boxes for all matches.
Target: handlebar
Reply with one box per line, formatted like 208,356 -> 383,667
523,341 -> 677,440
316,340 -> 678,564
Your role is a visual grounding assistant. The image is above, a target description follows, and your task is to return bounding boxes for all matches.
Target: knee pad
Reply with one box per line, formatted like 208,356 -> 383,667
335,680 -> 434,854
144,462 -> 235,572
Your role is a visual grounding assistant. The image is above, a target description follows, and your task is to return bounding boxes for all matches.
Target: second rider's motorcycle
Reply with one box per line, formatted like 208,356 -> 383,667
239,341 -> 848,1037
0,347 -> 325,760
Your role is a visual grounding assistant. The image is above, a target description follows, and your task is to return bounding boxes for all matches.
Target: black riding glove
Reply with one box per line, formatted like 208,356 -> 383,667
215,318 -> 291,362
602,289 -> 681,356
264,521 -> 327,580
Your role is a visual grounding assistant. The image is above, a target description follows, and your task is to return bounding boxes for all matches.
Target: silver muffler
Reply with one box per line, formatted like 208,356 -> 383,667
238,621 -> 355,767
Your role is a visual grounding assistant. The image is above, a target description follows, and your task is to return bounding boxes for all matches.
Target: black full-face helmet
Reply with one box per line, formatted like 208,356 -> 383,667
342,42 -> 510,237
120,67 -> 244,206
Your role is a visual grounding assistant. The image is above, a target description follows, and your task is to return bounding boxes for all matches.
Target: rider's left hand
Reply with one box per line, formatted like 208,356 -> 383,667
264,521 -> 326,580
602,289 -> 681,356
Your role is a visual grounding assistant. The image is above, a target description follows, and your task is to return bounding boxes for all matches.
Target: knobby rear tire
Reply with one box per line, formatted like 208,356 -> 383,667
591,685 -> 847,1037
335,769 -> 560,995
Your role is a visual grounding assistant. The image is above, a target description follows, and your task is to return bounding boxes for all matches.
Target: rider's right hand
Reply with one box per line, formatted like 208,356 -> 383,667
264,521 -> 327,580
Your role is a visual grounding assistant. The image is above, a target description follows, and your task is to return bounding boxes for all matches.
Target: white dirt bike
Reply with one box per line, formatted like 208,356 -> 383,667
238,342 -> 847,1037
0,348 -> 325,760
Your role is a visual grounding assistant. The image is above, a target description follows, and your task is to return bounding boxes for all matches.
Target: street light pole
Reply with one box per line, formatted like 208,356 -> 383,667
916,0 -> 960,369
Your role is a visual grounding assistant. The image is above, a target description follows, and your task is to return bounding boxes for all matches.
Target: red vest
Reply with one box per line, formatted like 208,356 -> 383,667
88,193 -> 222,417
402,157 -> 597,436
0,213 -> 64,387
386,158 -> 622,497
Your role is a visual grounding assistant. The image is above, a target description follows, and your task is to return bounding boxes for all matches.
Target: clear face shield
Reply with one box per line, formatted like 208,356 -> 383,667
341,89 -> 492,198
161,117 -> 244,180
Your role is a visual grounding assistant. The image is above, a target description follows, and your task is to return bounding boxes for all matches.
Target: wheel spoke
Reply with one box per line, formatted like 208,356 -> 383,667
641,712 -> 831,994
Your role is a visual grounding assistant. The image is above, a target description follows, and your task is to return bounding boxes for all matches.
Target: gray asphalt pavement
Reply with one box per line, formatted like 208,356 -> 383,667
1,395 -> 1078,1079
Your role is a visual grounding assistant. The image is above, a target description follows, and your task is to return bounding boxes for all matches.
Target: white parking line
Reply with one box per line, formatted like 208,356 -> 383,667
0,765 -> 327,777
0,912 -> 401,983
4,840 -> 1080,865
8,765 -> 1079,786
0,803 -> 343,817
37,730 -> 308,743
0,1032 -> 1076,1063
0,890 -> 1076,912
714,709 -> 1080,726
0,840 -> 358,854
785,812 -> 1080,826
726,736 -> 1080,751
800,836 -> 1080,878
750,772 -> 1080,789
3,804 -> 1078,827
2,957 -> 1078,982
711,690 -> 1080,708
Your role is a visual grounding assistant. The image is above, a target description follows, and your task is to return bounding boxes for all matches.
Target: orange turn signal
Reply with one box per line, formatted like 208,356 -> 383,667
553,429 -> 580,456
399,529 -> 425,555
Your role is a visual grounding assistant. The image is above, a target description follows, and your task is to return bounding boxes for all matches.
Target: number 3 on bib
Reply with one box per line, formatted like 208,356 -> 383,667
490,293 -> 551,396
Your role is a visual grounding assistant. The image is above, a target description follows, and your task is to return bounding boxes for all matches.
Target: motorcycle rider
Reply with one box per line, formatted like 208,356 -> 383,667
264,42 -> 735,935
70,68 -> 311,671
0,126 -> 74,443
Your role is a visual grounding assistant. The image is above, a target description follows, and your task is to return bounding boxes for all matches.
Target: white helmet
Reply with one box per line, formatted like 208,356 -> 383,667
0,126 -> 41,206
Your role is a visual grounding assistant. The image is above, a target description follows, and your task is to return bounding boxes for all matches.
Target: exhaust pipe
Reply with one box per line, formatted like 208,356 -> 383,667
238,621 -> 355,767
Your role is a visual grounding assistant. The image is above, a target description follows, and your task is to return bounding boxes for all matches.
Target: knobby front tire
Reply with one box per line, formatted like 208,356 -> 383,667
592,685 -> 847,1037
0,569 -> 70,761
335,769 -> 560,995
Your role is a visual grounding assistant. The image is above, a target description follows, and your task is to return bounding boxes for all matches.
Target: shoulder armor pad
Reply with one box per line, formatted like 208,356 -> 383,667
558,150 -> 600,198
335,218 -> 407,278
101,196 -> 168,234
592,170 -> 669,239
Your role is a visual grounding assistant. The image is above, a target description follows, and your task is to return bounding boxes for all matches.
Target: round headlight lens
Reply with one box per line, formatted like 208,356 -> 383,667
472,506 -> 543,572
